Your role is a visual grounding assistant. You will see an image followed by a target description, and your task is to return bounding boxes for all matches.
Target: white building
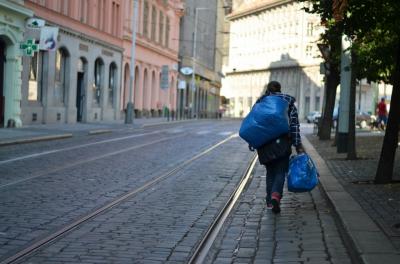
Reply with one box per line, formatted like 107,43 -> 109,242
221,0 -> 324,120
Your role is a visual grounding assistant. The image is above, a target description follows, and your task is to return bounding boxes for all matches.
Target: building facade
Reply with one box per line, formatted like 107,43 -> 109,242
12,0 -> 184,126
121,0 -> 184,118
22,0 -> 124,124
177,0 -> 224,119
222,0 -> 324,120
0,0 -> 33,127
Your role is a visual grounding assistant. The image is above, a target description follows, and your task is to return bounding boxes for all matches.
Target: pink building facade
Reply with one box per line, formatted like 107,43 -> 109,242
20,0 -> 183,125
121,0 -> 184,118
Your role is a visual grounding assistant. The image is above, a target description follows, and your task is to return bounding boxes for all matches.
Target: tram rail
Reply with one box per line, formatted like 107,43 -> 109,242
188,154 -> 258,264
0,134 -> 238,264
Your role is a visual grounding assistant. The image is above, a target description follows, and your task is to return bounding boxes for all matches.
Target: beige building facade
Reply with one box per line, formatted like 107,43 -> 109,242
222,0 -> 324,120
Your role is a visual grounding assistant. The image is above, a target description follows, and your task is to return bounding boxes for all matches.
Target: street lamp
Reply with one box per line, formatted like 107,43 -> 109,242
125,0 -> 138,124
191,7 -> 211,119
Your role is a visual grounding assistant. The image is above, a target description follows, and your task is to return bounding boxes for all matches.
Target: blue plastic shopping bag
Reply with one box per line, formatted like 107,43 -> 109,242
287,153 -> 318,192
239,95 -> 289,148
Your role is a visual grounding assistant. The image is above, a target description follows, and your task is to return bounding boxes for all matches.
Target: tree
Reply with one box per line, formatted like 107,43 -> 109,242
341,0 -> 400,182
300,0 -> 341,140
302,0 -> 400,181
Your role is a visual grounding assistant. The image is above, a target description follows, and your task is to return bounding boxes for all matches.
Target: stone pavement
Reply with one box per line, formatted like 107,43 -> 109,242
206,132 -> 400,264
206,163 -> 352,264
305,134 -> 400,256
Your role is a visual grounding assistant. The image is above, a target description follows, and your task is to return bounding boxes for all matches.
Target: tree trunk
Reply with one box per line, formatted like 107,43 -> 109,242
319,63 -> 340,140
375,39 -> 400,184
347,50 -> 357,160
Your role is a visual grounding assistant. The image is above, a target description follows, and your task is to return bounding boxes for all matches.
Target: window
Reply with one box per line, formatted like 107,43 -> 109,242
80,0 -> 87,23
108,63 -> 117,107
306,45 -> 313,57
307,22 -> 314,36
151,6 -> 157,41
28,51 -> 43,102
159,11 -> 164,44
112,2 -> 120,36
165,16 -> 170,48
61,0 -> 69,16
143,1 -> 149,37
98,0 -> 105,30
94,58 -> 104,105
55,49 -> 68,104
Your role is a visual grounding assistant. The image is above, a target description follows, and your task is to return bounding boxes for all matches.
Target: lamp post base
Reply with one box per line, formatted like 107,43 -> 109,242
125,102 -> 134,124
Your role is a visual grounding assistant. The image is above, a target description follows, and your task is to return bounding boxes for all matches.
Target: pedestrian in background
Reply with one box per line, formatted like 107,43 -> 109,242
376,97 -> 388,129
258,81 -> 304,213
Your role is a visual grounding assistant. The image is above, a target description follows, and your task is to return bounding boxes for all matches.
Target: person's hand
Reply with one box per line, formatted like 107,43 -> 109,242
296,144 -> 305,154
248,145 -> 255,152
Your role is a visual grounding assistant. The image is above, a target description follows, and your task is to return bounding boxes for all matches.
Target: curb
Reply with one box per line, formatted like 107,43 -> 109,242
0,134 -> 73,147
88,129 -> 112,135
302,137 -> 400,264
141,119 -> 194,128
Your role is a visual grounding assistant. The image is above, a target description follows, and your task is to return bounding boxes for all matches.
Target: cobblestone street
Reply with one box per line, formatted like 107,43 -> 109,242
1,120 -> 400,263
206,163 -> 351,264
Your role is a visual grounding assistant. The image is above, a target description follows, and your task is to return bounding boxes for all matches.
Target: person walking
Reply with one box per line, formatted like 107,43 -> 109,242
376,97 -> 388,130
257,81 -> 304,213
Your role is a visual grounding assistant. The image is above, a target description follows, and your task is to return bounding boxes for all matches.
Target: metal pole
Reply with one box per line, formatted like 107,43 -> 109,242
191,8 -> 198,119
125,0 -> 138,124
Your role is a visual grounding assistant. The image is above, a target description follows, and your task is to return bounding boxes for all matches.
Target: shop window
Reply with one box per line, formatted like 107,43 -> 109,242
28,51 -> 43,102
55,48 -> 68,104
108,63 -> 117,107
94,58 -> 104,105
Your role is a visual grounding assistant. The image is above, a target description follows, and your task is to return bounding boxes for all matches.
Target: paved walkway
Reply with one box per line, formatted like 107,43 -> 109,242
207,164 -> 352,264
2,120 -> 400,263
306,134 -> 400,251
206,132 -> 400,264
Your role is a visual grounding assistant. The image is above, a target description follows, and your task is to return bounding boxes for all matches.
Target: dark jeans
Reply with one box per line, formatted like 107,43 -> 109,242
265,156 -> 289,203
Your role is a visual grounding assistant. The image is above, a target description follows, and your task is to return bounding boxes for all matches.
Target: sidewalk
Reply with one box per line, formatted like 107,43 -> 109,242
0,117 -> 192,146
305,134 -> 400,261
207,133 -> 400,264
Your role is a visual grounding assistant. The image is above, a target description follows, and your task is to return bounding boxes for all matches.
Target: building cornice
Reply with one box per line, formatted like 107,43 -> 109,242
225,61 -> 321,76
0,1 -> 33,18
134,38 -> 179,62
228,0 -> 293,20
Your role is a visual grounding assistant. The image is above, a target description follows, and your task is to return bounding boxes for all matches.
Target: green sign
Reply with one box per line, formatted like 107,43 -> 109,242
20,39 -> 39,56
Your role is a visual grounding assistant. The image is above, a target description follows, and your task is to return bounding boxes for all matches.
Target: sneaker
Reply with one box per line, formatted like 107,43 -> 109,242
271,192 -> 281,213
271,198 -> 280,213
266,202 -> 273,209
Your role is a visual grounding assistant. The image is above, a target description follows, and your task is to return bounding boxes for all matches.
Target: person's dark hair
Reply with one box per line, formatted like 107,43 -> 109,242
265,81 -> 281,93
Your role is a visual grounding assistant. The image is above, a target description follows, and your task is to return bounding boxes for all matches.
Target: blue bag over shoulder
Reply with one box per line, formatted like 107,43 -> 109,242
287,153 -> 318,192
239,95 -> 289,148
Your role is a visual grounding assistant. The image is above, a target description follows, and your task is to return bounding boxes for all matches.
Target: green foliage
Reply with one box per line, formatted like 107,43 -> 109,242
300,0 -> 400,84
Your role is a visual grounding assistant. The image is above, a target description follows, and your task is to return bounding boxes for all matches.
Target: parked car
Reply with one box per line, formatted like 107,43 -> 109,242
332,108 -> 372,128
356,111 -> 373,128
306,111 -> 322,123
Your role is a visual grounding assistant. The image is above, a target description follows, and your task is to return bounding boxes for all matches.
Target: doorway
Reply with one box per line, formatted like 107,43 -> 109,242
76,72 -> 84,122
0,39 -> 5,128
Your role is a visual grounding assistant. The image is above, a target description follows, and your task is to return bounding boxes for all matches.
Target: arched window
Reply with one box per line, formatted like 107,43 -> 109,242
55,48 -> 69,104
94,58 -> 104,105
123,63 -> 130,108
28,51 -> 44,102
109,63 -> 117,107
